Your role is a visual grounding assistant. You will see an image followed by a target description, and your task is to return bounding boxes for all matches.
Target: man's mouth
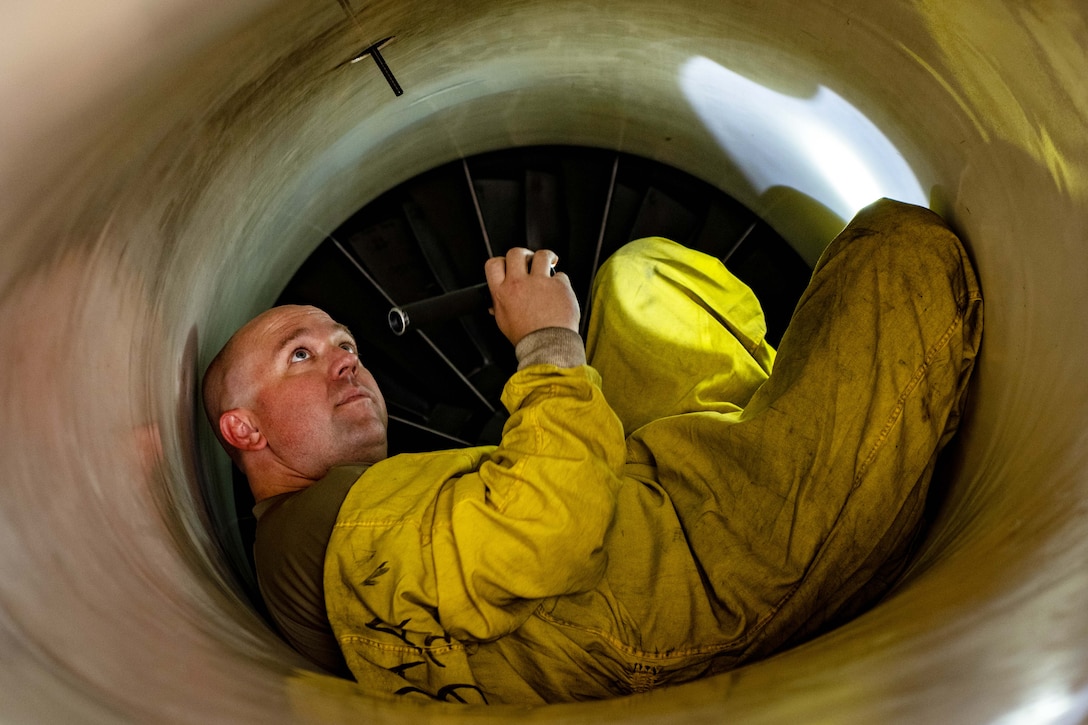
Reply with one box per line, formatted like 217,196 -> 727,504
337,390 -> 368,406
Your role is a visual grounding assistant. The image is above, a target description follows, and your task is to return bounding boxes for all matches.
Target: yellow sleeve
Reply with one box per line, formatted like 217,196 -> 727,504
432,363 -> 626,642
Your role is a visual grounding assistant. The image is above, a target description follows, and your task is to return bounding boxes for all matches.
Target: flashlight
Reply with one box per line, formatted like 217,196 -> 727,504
388,282 -> 492,336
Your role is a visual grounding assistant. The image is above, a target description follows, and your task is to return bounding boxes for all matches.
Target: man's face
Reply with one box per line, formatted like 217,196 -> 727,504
238,306 -> 388,479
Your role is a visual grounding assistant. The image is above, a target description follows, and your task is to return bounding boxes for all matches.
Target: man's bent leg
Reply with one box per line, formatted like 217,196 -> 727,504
585,237 -> 776,437
630,199 -> 983,663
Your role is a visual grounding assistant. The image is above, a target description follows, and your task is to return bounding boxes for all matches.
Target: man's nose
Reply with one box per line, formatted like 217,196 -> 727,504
333,348 -> 357,379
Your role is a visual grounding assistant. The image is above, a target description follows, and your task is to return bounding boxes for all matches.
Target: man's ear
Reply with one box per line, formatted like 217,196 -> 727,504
219,409 -> 267,452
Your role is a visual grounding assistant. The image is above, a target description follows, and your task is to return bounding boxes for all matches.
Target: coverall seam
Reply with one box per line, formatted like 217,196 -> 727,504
853,302 -> 967,488
334,520 -> 423,531
337,635 -> 466,655
744,332 -> 766,357
733,300 -> 975,650
534,608 -> 743,658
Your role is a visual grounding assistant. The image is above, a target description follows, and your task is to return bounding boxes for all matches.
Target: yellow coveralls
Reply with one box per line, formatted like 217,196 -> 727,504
324,199 -> 983,704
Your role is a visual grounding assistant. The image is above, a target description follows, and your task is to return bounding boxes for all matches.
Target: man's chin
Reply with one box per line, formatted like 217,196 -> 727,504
349,435 -> 389,466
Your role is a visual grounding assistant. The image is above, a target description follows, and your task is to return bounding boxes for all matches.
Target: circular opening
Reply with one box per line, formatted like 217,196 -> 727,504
222,145 -> 965,704
7,1 -> 1088,721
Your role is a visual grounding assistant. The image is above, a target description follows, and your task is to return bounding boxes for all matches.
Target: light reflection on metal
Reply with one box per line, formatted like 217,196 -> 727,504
993,687 -> 1088,725
679,56 -> 926,224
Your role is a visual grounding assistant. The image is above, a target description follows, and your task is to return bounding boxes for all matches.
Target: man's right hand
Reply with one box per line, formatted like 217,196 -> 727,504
484,248 -> 580,346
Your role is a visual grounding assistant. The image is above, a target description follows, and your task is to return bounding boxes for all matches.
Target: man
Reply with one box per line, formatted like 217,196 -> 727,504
203,199 -> 983,703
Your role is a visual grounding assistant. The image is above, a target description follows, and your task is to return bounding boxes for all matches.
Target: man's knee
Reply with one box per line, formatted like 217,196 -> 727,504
831,199 -> 965,262
591,237 -> 682,306
596,236 -> 679,277
818,198 -> 981,306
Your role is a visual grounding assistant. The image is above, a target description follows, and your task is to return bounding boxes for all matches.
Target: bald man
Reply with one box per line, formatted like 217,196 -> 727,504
203,245 -> 585,677
202,306 -> 390,501
204,199 -> 983,703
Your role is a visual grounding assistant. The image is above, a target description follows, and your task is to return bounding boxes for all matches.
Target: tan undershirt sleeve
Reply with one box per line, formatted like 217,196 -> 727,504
514,327 -> 587,370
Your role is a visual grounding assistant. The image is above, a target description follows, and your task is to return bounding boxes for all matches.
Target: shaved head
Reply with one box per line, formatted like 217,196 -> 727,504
202,305 -> 388,498
202,307 -> 290,419
202,313 -> 264,464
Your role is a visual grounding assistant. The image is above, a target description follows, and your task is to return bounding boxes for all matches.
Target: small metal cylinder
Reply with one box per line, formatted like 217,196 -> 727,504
388,282 -> 492,335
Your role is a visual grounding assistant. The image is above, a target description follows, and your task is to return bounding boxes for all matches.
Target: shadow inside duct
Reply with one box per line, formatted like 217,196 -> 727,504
224,144 -> 814,662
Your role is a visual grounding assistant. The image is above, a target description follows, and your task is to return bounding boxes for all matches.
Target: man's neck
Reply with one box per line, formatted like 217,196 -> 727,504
247,465 -> 320,503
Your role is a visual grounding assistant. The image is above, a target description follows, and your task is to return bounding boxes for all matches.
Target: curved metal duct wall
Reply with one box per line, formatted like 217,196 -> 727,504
3,1 -> 1086,721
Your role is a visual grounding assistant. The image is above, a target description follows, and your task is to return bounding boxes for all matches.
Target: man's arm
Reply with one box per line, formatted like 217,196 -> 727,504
428,248 -> 626,641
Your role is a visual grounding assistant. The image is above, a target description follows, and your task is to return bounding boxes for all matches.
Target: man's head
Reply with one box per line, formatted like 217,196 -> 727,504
202,305 -> 388,501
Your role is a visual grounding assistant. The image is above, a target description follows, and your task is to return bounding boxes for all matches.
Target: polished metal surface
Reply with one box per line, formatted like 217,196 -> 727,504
3,1 -> 1087,721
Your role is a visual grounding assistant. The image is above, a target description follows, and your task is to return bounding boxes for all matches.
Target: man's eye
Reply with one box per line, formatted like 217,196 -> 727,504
290,348 -> 311,362
340,342 -> 357,354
